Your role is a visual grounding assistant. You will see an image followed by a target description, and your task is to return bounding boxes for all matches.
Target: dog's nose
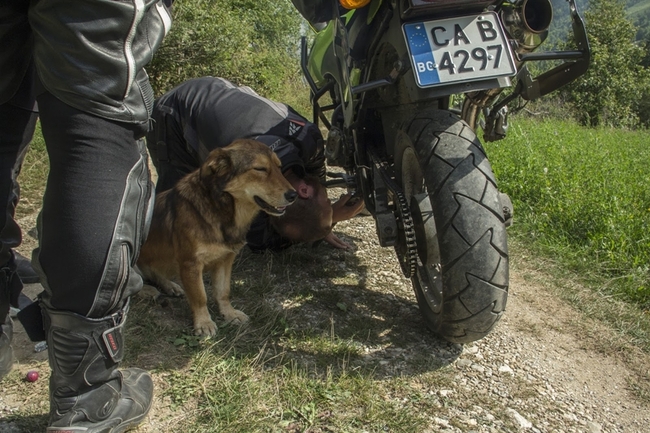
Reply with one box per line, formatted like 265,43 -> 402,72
285,190 -> 298,203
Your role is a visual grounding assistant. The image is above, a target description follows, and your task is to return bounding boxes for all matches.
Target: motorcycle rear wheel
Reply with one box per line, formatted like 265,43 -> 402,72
393,109 -> 509,343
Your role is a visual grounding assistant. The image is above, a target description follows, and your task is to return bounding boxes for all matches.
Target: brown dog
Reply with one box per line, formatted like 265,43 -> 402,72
138,139 -> 297,336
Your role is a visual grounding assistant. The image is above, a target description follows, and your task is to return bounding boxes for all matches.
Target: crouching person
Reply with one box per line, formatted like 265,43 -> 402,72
147,76 -> 365,252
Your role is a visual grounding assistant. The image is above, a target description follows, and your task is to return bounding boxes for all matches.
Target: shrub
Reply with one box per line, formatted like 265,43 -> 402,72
561,0 -> 650,128
146,0 -> 304,99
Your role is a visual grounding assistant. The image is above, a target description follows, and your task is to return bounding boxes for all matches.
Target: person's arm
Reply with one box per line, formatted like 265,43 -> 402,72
322,232 -> 352,249
322,193 -> 365,249
331,193 -> 365,224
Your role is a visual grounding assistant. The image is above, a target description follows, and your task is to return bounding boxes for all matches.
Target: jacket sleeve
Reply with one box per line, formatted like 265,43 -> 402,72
268,139 -> 307,178
287,110 -> 326,180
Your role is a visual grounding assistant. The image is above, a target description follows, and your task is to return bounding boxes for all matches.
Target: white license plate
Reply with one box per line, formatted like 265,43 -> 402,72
403,13 -> 516,88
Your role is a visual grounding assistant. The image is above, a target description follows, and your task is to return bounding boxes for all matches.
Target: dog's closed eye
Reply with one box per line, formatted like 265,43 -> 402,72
254,167 -> 268,173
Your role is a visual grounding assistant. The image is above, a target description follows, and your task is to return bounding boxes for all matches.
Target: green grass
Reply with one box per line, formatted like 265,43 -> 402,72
485,117 -> 650,306
157,348 -> 446,432
15,113 -> 650,314
16,121 -> 48,220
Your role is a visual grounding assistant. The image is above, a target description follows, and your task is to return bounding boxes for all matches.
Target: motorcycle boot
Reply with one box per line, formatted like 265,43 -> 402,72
0,315 -> 13,380
15,251 -> 40,284
43,302 -> 153,433
1,262 -> 22,380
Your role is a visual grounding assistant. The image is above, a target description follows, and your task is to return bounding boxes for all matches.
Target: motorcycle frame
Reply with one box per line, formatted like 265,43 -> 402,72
300,0 -> 590,245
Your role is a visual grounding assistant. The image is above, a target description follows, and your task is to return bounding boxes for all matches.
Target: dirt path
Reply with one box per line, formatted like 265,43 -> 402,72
462,264 -> 650,432
1,213 -> 649,432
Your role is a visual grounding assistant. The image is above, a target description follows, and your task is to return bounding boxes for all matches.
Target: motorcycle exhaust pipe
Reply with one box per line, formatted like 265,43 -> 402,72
500,0 -> 553,54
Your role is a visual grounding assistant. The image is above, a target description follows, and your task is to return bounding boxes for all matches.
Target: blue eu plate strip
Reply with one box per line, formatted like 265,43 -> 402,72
404,22 -> 440,85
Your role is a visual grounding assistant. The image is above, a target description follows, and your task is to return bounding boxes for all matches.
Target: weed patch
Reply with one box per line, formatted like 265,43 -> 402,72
486,117 -> 650,305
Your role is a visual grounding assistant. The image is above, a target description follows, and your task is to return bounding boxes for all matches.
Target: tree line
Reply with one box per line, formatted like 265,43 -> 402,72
558,0 -> 650,128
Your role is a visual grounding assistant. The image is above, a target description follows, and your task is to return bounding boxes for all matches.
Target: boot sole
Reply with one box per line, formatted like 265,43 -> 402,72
47,394 -> 153,433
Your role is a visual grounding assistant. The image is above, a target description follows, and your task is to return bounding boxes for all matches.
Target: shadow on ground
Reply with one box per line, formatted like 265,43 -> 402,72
4,221 -> 464,432
126,229 -> 463,380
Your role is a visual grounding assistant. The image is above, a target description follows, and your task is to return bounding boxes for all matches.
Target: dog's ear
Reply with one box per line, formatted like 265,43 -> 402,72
200,149 -> 232,181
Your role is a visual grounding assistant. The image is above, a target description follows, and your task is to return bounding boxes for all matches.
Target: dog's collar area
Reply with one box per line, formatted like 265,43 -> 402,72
254,196 -> 287,216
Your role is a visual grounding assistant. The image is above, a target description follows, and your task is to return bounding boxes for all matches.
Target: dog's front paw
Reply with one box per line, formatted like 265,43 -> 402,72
194,318 -> 218,337
223,309 -> 250,325
160,280 -> 184,297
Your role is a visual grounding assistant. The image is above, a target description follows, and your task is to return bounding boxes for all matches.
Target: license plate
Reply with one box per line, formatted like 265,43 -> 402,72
403,13 -> 516,88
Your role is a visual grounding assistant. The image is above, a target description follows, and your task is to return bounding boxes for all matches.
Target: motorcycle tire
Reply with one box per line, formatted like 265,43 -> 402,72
393,109 -> 509,344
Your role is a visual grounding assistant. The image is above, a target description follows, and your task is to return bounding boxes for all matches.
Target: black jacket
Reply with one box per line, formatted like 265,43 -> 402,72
152,77 -> 325,178
1,0 -> 171,124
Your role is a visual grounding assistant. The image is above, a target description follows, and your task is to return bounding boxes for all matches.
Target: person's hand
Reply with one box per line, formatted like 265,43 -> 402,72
331,193 -> 365,224
323,232 -> 353,250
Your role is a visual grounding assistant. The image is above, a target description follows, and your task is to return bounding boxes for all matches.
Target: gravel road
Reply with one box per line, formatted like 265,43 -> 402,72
336,214 -> 650,433
2,210 -> 650,433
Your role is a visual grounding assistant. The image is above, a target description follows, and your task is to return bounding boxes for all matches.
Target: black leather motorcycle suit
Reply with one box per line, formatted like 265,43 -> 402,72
0,0 -> 171,323
1,0 -> 172,123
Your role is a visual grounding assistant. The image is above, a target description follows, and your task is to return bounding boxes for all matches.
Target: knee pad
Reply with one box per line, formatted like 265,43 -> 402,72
87,139 -> 154,317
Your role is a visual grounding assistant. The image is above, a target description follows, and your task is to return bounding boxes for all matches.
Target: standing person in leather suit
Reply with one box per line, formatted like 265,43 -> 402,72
147,77 -> 365,252
1,1 -> 172,431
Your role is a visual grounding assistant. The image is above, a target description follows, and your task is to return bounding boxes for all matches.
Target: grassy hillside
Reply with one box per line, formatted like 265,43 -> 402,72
627,0 -> 650,15
546,0 -> 650,47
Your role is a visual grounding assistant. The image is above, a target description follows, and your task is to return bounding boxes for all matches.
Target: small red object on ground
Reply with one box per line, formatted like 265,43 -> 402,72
26,370 -> 39,382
